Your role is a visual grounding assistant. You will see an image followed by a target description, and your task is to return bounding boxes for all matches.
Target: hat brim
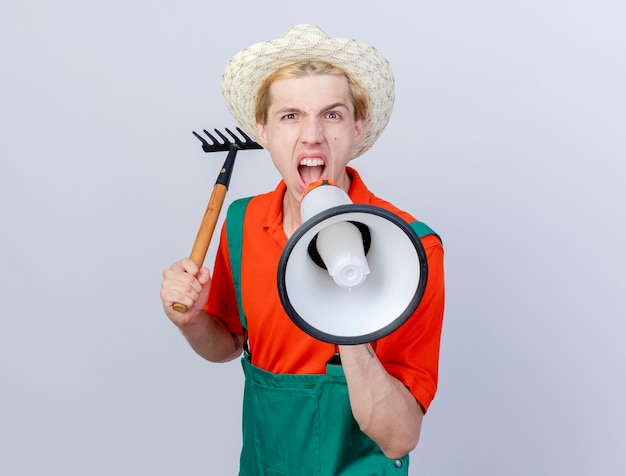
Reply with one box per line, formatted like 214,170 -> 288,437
222,24 -> 395,159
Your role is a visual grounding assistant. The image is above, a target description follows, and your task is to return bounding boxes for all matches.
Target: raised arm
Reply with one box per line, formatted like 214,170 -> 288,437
160,258 -> 243,362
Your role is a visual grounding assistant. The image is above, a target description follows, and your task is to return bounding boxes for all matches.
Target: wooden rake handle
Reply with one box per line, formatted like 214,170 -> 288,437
172,146 -> 238,313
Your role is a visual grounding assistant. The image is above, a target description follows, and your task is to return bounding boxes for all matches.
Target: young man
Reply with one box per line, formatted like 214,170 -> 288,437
160,24 -> 445,475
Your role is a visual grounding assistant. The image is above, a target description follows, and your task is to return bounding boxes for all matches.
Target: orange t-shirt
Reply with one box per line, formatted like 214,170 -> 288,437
206,168 -> 445,411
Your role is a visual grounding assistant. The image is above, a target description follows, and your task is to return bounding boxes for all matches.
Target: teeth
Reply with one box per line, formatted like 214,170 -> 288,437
300,158 -> 324,166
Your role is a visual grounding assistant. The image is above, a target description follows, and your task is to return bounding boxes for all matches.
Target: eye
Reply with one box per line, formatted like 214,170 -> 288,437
326,111 -> 342,120
282,112 -> 297,120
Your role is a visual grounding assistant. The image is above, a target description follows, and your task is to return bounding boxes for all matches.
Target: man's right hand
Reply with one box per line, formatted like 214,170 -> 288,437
160,258 -> 211,328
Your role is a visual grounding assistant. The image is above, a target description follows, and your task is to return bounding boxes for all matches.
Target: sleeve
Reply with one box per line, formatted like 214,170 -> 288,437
204,223 -> 244,336
375,233 -> 445,412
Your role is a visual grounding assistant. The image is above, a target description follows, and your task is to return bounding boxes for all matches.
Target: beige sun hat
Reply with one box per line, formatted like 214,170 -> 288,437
222,24 -> 395,159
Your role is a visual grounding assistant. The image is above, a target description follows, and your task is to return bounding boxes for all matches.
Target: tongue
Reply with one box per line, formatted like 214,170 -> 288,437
299,165 -> 324,186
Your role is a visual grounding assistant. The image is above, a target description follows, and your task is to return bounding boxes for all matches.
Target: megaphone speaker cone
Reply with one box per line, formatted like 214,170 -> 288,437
277,204 -> 428,345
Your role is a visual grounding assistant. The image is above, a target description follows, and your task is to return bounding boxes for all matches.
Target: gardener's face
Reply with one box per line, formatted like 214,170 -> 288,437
257,74 -> 363,206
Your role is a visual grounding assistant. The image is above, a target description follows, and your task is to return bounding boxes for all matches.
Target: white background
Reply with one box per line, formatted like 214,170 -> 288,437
1,1 -> 625,474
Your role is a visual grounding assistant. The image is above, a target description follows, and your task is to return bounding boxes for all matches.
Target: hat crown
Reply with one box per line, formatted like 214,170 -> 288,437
282,24 -> 327,40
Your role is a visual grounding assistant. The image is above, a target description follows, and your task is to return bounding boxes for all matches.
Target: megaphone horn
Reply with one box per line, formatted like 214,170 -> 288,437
277,179 -> 428,345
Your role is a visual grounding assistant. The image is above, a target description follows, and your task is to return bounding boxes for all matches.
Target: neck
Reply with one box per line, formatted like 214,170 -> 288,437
282,170 -> 353,239
282,193 -> 302,239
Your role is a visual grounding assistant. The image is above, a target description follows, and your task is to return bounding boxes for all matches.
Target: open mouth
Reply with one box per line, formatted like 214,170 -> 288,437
298,158 -> 326,187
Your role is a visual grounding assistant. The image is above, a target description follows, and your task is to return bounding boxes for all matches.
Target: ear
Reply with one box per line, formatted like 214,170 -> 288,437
257,123 -> 268,147
354,119 -> 364,143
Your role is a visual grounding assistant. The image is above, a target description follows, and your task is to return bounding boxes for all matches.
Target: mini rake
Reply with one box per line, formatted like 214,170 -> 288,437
172,127 -> 262,313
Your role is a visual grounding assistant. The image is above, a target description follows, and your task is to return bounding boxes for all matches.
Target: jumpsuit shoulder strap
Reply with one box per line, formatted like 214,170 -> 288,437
410,220 -> 442,243
225,196 -> 253,330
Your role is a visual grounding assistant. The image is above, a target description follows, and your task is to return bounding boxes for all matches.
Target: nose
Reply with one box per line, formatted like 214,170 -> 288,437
300,116 -> 323,144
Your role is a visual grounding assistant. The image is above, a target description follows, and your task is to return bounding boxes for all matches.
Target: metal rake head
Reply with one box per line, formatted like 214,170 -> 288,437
192,127 -> 263,153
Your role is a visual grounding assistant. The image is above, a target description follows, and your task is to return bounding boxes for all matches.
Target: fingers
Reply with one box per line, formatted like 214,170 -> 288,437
160,259 -> 211,319
197,266 -> 211,285
171,257 -> 200,275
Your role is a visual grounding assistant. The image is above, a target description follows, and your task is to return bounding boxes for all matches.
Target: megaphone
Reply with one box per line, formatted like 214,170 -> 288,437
277,179 -> 428,345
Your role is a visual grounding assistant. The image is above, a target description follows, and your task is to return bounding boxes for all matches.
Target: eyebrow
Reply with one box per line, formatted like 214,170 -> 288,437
274,102 -> 351,115
323,102 -> 350,112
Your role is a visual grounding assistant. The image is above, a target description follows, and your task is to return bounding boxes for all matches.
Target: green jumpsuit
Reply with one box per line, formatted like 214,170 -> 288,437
227,197 -> 436,475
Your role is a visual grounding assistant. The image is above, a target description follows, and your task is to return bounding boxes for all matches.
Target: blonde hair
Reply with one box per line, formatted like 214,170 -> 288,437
255,61 -> 369,126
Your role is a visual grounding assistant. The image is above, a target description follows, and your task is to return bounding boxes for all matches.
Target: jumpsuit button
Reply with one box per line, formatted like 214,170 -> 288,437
394,460 -> 403,468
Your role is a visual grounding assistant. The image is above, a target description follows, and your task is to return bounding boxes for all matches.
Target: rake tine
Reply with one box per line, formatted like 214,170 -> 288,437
192,129 -> 227,153
194,129 -> 226,152
203,129 -> 230,152
212,129 -> 231,145
233,127 -> 263,149
225,127 -> 243,147
224,127 -> 258,148
202,129 -> 219,143
192,131 -> 212,153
